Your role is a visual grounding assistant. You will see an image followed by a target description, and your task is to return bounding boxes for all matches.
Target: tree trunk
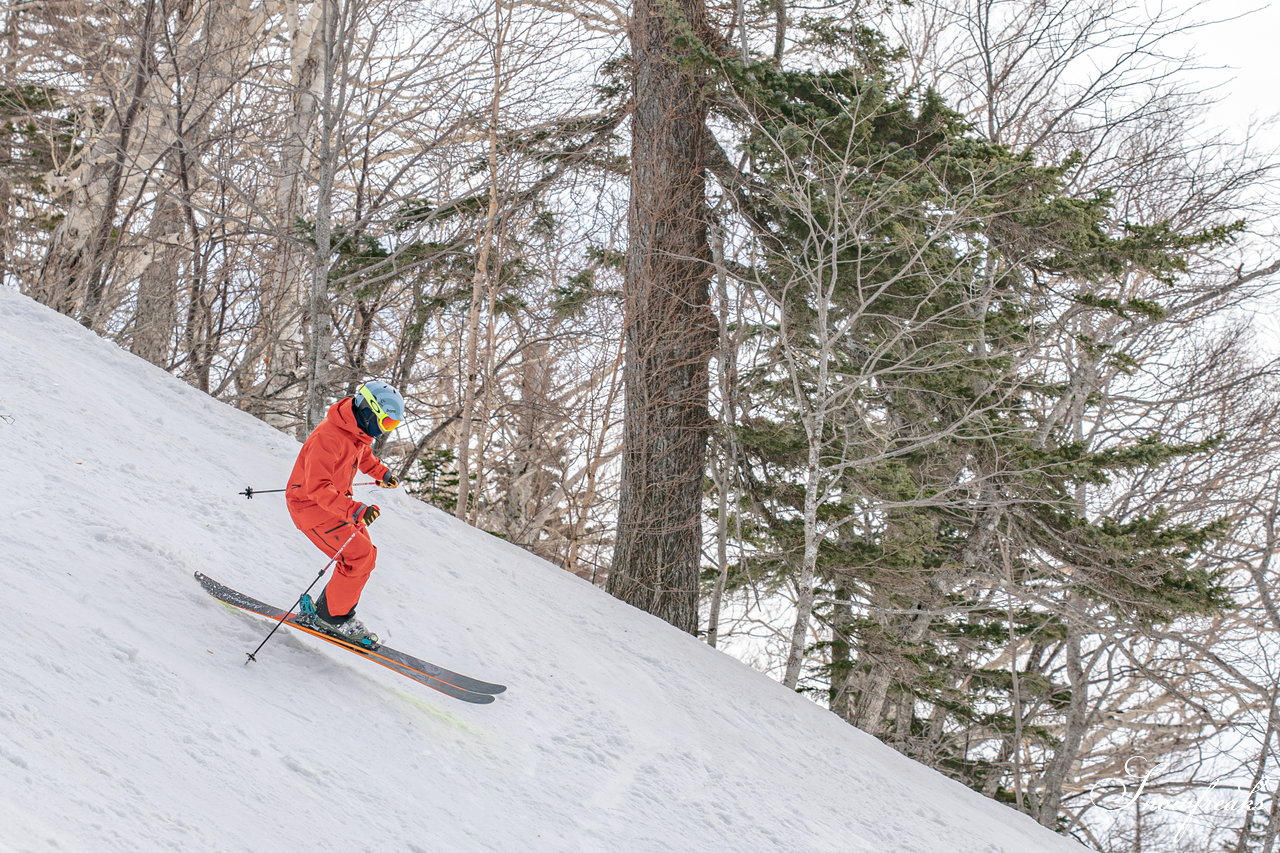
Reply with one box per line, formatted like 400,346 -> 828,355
828,588 -> 855,721
1231,685 -> 1280,853
783,447 -> 821,687
608,0 -> 713,635
707,233 -> 737,648
455,0 -> 509,521
1036,627 -> 1088,826
238,0 -> 325,430
37,0 -> 160,326
130,184 -> 183,366
304,0 -> 346,432
563,340 -> 624,582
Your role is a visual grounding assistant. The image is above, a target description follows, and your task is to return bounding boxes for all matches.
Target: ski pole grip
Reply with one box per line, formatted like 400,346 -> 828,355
239,486 -> 290,499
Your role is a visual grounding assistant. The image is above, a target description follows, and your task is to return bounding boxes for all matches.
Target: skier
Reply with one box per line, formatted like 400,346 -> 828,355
285,381 -> 405,645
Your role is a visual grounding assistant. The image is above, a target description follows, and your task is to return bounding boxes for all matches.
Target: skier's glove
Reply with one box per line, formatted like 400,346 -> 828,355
355,504 -> 381,526
377,474 -> 399,489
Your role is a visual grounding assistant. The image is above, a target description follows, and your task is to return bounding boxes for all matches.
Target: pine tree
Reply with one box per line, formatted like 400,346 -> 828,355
708,36 -> 1234,814
609,0 -> 715,634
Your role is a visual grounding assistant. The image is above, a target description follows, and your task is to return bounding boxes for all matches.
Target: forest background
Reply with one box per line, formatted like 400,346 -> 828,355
6,0 -> 1280,850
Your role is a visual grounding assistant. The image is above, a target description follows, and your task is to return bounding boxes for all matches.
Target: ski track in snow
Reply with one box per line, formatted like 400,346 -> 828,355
0,288 -> 1090,852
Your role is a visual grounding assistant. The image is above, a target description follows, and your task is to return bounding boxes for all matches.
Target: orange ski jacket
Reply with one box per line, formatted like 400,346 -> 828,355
286,398 -> 390,525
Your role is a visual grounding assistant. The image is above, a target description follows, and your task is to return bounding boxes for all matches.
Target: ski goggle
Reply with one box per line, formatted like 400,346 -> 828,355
358,385 -> 401,432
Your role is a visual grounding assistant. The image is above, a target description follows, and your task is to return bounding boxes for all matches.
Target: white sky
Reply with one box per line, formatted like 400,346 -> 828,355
1181,1 -> 1280,344
1186,1 -> 1280,144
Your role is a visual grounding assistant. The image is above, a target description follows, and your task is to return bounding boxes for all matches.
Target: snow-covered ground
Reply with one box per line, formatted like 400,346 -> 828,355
0,288 -> 1089,852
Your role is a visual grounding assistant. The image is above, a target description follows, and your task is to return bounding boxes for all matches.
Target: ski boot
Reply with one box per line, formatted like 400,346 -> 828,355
298,593 -> 380,648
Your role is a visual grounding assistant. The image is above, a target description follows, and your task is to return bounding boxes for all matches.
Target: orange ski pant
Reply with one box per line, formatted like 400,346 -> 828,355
291,514 -> 377,617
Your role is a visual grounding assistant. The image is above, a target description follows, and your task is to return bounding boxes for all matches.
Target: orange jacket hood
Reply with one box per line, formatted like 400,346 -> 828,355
286,398 -> 390,524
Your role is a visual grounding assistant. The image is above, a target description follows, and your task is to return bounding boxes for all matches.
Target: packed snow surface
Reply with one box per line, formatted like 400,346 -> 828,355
0,289 -> 1090,852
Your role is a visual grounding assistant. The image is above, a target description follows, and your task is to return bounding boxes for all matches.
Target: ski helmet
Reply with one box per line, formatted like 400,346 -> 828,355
354,381 -> 405,433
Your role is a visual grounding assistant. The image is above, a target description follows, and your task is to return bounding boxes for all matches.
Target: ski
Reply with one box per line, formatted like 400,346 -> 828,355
194,572 -> 506,704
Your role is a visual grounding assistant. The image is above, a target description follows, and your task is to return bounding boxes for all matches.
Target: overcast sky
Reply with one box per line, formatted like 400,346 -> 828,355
1182,1 -> 1280,341
1187,1 -> 1280,143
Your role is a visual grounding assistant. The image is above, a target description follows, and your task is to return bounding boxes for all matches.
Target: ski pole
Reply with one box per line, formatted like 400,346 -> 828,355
240,482 -> 377,499
245,522 -> 365,664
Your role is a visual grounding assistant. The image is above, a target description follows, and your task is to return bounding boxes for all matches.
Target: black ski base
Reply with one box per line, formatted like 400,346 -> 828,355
195,572 -> 506,704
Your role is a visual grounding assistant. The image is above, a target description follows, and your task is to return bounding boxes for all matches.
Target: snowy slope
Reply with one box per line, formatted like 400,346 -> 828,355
0,288 -> 1090,853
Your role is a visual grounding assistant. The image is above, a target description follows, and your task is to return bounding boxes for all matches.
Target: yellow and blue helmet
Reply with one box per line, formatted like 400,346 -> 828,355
354,381 -> 405,434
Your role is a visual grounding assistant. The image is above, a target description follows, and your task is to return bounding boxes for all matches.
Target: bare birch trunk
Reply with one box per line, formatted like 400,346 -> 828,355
706,229 -> 737,647
563,341 -> 625,582
455,0 -> 509,521
782,445 -> 821,688
127,0 -> 263,367
238,0 -> 325,429
304,0 -> 352,432
37,0 -> 160,326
